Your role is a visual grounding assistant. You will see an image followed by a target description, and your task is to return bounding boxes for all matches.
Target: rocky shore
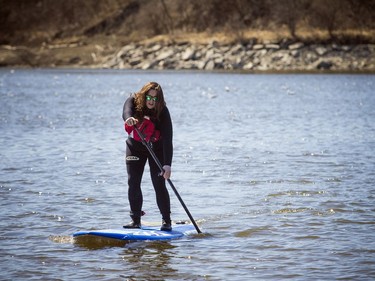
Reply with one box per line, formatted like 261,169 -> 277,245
1,40 -> 374,72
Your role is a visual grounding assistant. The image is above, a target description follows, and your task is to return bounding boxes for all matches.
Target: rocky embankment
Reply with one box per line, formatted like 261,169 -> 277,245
1,40 -> 374,72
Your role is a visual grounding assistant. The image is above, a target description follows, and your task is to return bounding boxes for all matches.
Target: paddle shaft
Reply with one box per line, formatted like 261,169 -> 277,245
134,127 -> 202,234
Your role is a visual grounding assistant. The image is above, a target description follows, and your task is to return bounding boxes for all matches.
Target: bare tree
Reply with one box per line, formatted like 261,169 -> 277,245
309,0 -> 343,40
271,0 -> 311,39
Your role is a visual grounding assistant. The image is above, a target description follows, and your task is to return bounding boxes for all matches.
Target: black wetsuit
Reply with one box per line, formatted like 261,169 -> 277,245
122,95 -> 173,220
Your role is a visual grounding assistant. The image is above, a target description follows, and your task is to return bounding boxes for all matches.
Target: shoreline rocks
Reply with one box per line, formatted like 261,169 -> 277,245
1,41 -> 374,72
103,41 -> 374,72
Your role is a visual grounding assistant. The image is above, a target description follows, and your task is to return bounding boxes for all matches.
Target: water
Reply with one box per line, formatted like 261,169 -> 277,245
1,69 -> 374,280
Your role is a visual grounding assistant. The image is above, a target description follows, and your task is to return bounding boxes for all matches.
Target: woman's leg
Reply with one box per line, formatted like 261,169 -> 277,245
149,150 -> 171,229
124,140 -> 147,227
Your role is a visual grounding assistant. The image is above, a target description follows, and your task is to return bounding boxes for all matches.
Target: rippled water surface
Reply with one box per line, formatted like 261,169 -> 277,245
1,69 -> 374,280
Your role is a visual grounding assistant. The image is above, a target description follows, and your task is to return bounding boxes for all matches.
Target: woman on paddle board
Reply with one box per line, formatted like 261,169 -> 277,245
122,82 -> 173,231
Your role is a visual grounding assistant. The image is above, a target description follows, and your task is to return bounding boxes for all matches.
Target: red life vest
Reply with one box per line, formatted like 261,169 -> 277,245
125,116 -> 160,142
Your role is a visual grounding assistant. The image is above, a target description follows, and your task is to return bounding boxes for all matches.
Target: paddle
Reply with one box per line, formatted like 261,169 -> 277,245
134,126 -> 202,234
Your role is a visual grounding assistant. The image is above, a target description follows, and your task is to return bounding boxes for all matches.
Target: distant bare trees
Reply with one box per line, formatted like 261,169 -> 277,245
142,0 -> 375,42
1,0 -> 374,45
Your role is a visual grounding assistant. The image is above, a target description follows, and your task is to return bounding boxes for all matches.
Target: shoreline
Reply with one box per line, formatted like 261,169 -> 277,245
2,66 -> 374,75
1,41 -> 374,73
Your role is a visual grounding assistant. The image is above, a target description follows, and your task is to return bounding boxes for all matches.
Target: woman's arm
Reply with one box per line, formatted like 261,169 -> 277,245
160,107 -> 173,167
122,95 -> 135,121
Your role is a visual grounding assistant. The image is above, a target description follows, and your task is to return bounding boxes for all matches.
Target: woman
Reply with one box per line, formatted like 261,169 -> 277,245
122,82 -> 173,231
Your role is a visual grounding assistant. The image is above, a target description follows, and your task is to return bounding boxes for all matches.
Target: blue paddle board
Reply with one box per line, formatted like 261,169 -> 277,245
73,224 -> 196,241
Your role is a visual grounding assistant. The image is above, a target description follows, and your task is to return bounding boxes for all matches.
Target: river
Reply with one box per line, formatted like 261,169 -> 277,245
1,69 -> 374,280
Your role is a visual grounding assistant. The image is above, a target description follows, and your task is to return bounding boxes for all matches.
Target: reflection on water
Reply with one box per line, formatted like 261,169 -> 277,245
120,242 -> 178,280
73,235 -> 129,249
